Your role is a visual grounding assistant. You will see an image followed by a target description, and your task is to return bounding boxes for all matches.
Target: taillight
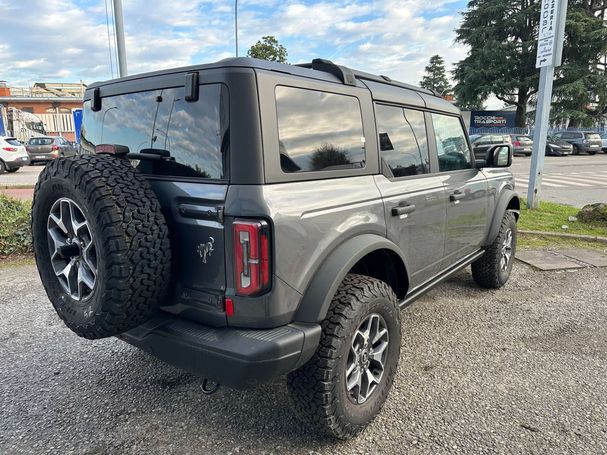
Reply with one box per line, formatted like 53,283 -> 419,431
2,147 -> 17,152
51,145 -> 59,151
233,219 -> 271,296
513,140 -> 521,146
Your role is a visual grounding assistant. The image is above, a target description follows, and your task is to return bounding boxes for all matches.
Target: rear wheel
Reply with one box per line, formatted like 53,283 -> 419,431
472,211 -> 517,289
287,274 -> 401,439
6,167 -> 19,173
0,161 -> 5,174
588,150 -> 597,155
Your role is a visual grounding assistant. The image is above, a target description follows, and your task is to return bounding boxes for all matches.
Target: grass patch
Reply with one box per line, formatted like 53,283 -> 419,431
519,199 -> 607,237
518,233 -> 607,252
0,194 -> 33,258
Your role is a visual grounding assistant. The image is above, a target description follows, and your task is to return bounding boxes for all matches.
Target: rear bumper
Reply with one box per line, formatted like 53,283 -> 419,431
5,156 -> 30,169
118,313 -> 321,389
27,153 -> 57,162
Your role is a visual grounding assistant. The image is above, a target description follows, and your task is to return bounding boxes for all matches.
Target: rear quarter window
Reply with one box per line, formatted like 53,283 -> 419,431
275,86 -> 365,173
585,133 -> 601,140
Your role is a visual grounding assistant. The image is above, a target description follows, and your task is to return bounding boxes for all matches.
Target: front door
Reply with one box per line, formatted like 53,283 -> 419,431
374,104 -> 447,289
429,112 -> 489,266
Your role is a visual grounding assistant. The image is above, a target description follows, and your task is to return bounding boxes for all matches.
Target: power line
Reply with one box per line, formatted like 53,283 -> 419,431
104,0 -> 115,78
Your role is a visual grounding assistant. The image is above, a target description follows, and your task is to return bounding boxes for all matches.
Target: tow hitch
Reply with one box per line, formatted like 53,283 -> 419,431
200,378 -> 221,395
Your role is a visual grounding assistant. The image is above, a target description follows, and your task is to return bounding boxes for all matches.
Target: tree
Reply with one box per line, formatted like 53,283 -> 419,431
453,0 -> 540,127
419,55 -> 452,95
247,36 -> 288,63
551,1 -> 607,127
453,0 -> 607,128
310,144 -> 351,171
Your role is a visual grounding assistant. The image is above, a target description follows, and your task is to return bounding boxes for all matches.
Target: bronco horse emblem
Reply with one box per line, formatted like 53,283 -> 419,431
197,237 -> 215,263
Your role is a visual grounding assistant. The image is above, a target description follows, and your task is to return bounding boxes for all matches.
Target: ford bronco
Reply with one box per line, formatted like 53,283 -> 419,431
32,58 -> 519,439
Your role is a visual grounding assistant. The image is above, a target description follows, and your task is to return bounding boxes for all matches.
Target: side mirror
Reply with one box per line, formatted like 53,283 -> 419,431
484,144 -> 512,168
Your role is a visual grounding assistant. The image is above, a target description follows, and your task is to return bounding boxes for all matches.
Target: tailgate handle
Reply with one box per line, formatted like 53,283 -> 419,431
178,203 -> 223,222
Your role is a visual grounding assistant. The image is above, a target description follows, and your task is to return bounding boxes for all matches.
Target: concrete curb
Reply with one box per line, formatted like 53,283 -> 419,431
519,229 -> 607,244
0,185 -> 34,190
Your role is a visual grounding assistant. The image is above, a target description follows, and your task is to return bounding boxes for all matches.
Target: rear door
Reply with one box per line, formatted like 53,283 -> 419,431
429,113 -> 489,267
374,104 -> 447,288
80,81 -> 231,324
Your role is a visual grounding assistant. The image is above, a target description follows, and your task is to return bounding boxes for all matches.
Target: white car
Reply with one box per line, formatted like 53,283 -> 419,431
601,133 -> 607,153
0,136 -> 30,173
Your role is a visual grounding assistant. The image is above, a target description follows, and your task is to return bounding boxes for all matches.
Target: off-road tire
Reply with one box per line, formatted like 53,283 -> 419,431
287,274 -> 401,439
472,211 -> 517,289
32,154 -> 171,339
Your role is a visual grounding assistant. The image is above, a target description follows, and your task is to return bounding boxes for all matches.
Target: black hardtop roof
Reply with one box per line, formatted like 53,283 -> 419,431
86,57 -> 436,97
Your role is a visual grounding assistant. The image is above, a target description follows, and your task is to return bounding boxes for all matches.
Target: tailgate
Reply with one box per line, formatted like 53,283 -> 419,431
149,180 -> 228,325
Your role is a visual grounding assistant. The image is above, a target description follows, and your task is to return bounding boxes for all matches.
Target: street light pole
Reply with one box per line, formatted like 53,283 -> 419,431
235,0 -> 239,57
112,0 -> 128,77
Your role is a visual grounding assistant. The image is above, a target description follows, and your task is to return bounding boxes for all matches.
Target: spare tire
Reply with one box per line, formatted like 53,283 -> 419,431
32,154 -> 171,339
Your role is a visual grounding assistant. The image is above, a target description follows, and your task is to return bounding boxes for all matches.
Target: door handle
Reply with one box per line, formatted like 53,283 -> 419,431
391,204 -> 416,217
450,190 -> 466,202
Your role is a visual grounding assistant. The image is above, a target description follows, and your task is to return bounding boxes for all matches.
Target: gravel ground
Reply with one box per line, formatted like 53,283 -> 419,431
1,261 -> 606,454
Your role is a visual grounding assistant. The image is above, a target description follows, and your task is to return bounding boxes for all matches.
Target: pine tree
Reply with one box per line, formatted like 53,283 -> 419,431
551,1 -> 607,127
453,0 -> 540,127
419,55 -> 452,95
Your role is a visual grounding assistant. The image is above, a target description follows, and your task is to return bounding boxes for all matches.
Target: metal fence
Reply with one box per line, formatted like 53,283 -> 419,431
469,126 -> 607,136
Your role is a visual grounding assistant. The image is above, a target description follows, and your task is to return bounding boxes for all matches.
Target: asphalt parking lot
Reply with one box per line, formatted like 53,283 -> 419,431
1,261 -> 606,455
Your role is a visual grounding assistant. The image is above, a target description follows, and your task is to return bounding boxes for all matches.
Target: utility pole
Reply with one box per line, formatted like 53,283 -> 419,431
527,0 -> 568,208
234,0 -> 239,57
112,0 -> 128,77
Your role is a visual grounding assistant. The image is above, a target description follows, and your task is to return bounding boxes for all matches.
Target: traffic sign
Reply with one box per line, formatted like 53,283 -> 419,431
536,0 -> 560,68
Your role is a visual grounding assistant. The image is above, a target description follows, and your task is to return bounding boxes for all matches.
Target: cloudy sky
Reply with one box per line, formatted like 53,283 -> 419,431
0,0 -> 471,89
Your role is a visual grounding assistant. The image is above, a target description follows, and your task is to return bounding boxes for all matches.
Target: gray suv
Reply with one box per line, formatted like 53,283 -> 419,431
552,131 -> 602,155
31,58 -> 519,439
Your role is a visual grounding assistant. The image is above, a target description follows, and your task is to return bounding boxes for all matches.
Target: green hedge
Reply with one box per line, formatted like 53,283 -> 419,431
0,195 -> 33,257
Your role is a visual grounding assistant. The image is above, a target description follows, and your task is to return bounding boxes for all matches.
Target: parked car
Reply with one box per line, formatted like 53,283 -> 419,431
0,136 -> 30,173
31,57 -> 519,439
601,133 -> 607,153
552,131 -> 602,155
470,133 -> 513,159
507,134 -> 533,156
545,135 -> 573,156
26,136 -> 78,164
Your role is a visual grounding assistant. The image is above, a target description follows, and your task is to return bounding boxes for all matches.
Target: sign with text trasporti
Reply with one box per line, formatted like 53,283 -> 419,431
536,0 -> 560,68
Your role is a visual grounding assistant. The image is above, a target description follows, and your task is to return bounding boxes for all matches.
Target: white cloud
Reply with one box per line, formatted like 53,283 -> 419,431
0,0 -> 470,89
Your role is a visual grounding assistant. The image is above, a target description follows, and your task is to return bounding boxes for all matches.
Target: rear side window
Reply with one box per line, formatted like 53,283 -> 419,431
276,86 -> 365,173
431,113 -> 472,172
375,104 -> 429,177
81,84 -> 229,179
5,138 -> 21,146
585,133 -> 601,140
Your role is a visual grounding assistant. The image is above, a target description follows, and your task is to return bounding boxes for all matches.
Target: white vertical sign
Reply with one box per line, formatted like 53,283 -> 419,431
536,0 -> 560,68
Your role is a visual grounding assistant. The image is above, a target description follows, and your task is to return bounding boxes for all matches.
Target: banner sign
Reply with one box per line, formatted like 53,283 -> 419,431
471,111 -> 516,129
72,109 -> 83,143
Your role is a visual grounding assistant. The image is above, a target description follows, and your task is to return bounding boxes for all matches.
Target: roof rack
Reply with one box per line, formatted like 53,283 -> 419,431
296,59 -> 356,86
296,58 -> 437,97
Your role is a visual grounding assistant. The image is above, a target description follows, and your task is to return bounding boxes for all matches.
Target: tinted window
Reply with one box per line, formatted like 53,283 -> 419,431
81,84 -> 229,179
375,104 -> 428,177
431,114 -> 472,172
5,138 -> 21,146
475,135 -> 491,145
39,138 -> 53,145
276,86 -> 365,173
